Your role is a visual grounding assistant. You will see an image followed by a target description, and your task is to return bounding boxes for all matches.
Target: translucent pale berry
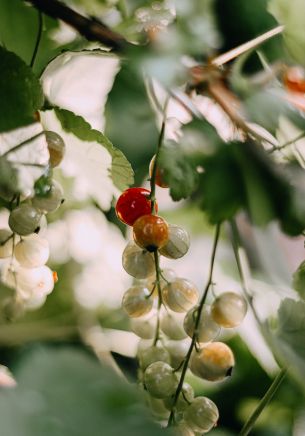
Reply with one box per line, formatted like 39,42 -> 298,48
160,311 -> 188,340
138,345 -> 171,370
184,396 -> 219,433
0,229 -> 14,258
174,421 -> 196,436
184,305 -> 220,343
145,392 -> 170,420
144,361 -> 178,398
1,264 -> 54,300
130,314 -> 157,339
122,286 -> 153,318
149,155 -> 169,188
115,187 -> 156,226
133,215 -> 169,252
162,278 -> 199,313
284,66 -> 305,93
159,224 -> 190,259
211,292 -> 247,328
190,342 -> 235,382
45,131 -> 66,167
165,338 -> 190,369
164,383 -> 194,411
32,180 -> 64,213
122,241 -> 155,279
9,204 -> 42,236
14,234 -> 49,268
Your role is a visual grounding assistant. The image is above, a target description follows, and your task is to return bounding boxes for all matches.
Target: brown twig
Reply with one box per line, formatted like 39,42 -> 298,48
26,0 -> 130,52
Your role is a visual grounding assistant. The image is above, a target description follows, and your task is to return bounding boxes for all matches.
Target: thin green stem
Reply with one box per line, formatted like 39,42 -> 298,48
153,250 -> 163,345
150,120 -> 166,214
230,219 -> 261,325
167,223 -> 221,427
30,10 -> 43,68
268,132 -> 305,153
239,368 -> 287,435
1,132 -> 44,158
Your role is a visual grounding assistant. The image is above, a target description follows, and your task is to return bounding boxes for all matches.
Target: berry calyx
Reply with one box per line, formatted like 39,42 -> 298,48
211,292 -> 247,328
190,342 -> 235,382
133,214 -> 169,252
149,155 -> 169,188
115,187 -> 157,226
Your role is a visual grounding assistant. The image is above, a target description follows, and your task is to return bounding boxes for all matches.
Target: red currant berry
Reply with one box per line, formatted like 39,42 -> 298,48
115,187 -> 157,226
133,215 -> 169,252
149,155 -> 169,188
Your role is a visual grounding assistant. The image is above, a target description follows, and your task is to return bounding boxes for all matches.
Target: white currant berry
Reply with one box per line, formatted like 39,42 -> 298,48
138,345 -> 171,370
164,338 -> 190,369
184,305 -> 220,343
14,234 -> 49,268
122,241 -> 155,279
159,224 -> 190,259
190,342 -> 235,382
164,383 -> 194,411
0,229 -> 14,258
9,204 -> 42,236
145,392 -> 170,420
160,311 -> 188,340
45,131 -> 66,167
162,278 -> 199,313
1,264 -> 54,300
32,180 -> 64,213
130,314 -> 157,339
122,286 -> 153,318
184,396 -> 219,433
144,361 -> 178,399
211,292 -> 247,328
174,421 -> 196,436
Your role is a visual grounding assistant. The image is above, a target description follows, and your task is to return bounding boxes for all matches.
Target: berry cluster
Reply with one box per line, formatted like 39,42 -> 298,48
0,131 -> 65,317
116,157 -> 248,434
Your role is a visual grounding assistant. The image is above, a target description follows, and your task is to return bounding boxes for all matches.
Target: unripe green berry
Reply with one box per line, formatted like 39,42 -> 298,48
122,286 -> 153,318
184,305 -> 220,343
138,345 -> 171,370
9,204 -> 41,236
122,242 -> 155,279
184,396 -> 219,433
144,361 -> 178,399
159,224 -> 190,259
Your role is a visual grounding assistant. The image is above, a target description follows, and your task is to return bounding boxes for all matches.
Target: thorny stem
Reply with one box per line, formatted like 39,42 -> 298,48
1,132 -> 45,158
30,10 -> 43,68
153,250 -> 163,346
239,368 -> 287,435
167,223 -> 221,427
27,0 -> 129,52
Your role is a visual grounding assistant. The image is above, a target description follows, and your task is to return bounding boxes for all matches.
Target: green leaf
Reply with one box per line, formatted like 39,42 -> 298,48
54,108 -> 134,191
158,141 -> 199,201
0,46 -> 43,133
0,347 -> 171,436
274,298 -> 305,389
292,261 -> 305,299
269,0 -> 305,66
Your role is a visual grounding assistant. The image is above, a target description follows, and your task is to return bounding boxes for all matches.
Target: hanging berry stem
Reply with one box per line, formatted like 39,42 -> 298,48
153,250 -> 163,345
239,367 -> 287,435
30,10 -> 43,68
149,98 -> 169,214
167,222 -> 221,426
